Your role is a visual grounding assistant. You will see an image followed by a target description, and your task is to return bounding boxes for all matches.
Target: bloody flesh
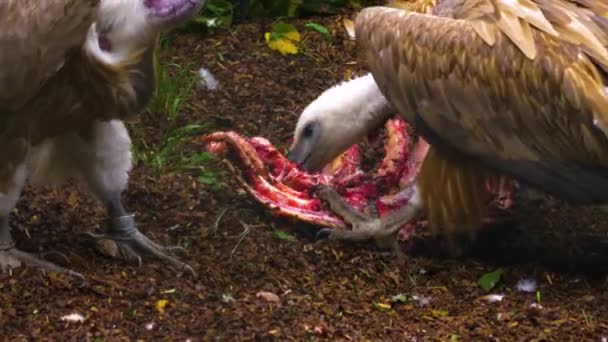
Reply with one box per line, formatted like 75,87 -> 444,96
202,116 -> 513,235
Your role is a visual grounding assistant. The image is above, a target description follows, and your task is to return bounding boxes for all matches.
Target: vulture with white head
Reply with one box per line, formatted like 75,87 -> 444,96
288,0 -> 608,249
0,0 -> 203,277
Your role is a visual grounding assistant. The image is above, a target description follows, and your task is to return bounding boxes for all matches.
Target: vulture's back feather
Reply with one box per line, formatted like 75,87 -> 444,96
355,1 -> 608,230
0,0 -> 99,111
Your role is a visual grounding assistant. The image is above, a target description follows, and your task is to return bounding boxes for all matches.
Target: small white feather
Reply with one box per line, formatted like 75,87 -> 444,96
60,313 -> 85,323
481,294 -> 505,303
197,68 -> 219,91
515,278 -> 537,293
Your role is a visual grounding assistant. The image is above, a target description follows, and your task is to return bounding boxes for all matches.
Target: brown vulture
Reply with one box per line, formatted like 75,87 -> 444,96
287,0 -> 608,250
0,0 -> 203,277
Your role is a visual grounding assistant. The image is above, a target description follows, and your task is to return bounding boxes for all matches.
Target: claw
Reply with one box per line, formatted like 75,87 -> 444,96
39,250 -> 72,265
315,228 -> 333,240
316,185 -> 422,251
0,247 -> 85,279
82,214 -> 196,277
363,199 -> 380,219
82,232 -> 144,266
164,245 -> 188,256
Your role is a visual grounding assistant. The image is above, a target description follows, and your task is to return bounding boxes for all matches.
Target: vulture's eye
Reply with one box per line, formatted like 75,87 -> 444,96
303,123 -> 314,138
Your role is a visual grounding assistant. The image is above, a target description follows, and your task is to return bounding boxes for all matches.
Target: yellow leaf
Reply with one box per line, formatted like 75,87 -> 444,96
431,309 -> 449,318
156,299 -> 169,314
264,32 -> 299,55
343,18 -> 355,39
264,23 -> 301,56
344,69 -> 353,80
373,302 -> 393,312
284,30 -> 301,42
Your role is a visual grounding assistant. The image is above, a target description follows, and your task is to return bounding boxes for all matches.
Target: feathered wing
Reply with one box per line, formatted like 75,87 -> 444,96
0,0 -> 99,112
355,2 -> 608,229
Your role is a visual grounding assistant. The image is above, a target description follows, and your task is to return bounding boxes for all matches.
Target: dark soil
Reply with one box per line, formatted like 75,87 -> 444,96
3,10 -> 608,340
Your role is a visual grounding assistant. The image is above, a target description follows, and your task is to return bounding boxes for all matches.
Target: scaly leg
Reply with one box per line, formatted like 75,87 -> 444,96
0,164 -> 83,278
60,121 -> 195,275
315,184 -> 422,256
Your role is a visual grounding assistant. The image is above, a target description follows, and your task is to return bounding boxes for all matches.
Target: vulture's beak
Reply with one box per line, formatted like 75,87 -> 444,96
288,141 -> 317,171
287,147 -> 308,167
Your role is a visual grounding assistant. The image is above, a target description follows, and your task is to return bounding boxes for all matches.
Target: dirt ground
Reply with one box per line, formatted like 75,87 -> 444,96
2,10 -> 608,341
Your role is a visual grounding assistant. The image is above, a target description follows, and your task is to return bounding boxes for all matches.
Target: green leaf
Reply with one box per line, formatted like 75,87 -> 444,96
305,22 -> 332,42
372,302 -> 393,313
298,0 -> 349,14
273,22 -> 299,35
431,309 -> 448,318
391,293 -> 414,303
477,268 -> 504,291
205,0 -> 233,16
197,171 -> 218,185
274,229 -> 296,241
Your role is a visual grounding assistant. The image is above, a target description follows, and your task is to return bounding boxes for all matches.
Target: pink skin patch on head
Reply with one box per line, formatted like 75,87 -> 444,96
98,34 -> 112,52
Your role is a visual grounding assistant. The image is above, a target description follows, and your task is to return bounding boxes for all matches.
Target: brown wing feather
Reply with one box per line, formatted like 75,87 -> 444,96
386,0 -> 439,13
356,6 -> 608,162
355,5 -> 608,230
537,0 -> 608,70
0,0 -> 99,111
417,144 -> 493,233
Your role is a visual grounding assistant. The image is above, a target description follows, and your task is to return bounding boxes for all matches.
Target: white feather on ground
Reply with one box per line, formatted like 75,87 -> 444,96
198,67 -> 219,91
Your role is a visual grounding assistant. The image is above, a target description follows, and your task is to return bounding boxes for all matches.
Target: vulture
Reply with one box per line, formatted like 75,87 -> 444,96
0,0 -> 203,277
287,0 -> 608,248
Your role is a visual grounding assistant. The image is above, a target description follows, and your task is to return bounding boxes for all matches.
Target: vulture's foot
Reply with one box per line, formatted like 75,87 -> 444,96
82,214 -> 195,276
0,243 -> 84,279
315,185 -> 421,256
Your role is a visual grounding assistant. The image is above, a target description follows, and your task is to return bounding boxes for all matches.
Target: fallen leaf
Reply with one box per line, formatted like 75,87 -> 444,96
529,303 -> 543,309
431,309 -> 449,318
257,291 -> 280,302
343,18 -> 355,39
478,268 -> 504,291
222,293 -> 236,303
373,302 -> 393,313
156,299 -> 169,314
265,33 -> 298,55
391,293 -> 414,304
305,22 -> 332,42
313,325 -> 325,335
274,229 -> 296,241
264,22 -> 301,55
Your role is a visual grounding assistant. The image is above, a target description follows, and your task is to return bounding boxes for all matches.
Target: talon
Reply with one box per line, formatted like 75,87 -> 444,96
363,199 -> 380,219
315,228 -> 334,240
82,214 -> 196,277
39,250 -> 72,265
315,185 -> 336,199
0,248 -> 85,280
164,245 -> 188,256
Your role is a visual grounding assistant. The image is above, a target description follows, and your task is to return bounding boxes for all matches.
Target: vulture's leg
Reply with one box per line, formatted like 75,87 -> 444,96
0,164 -> 83,277
71,121 -> 194,276
315,184 -> 422,255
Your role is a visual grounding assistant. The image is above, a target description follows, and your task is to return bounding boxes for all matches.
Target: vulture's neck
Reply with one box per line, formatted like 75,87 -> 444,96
326,73 -> 393,137
17,33 -> 160,145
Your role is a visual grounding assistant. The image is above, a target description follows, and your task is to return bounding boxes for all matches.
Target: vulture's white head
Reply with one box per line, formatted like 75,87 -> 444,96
287,73 -> 393,172
86,0 -> 204,64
